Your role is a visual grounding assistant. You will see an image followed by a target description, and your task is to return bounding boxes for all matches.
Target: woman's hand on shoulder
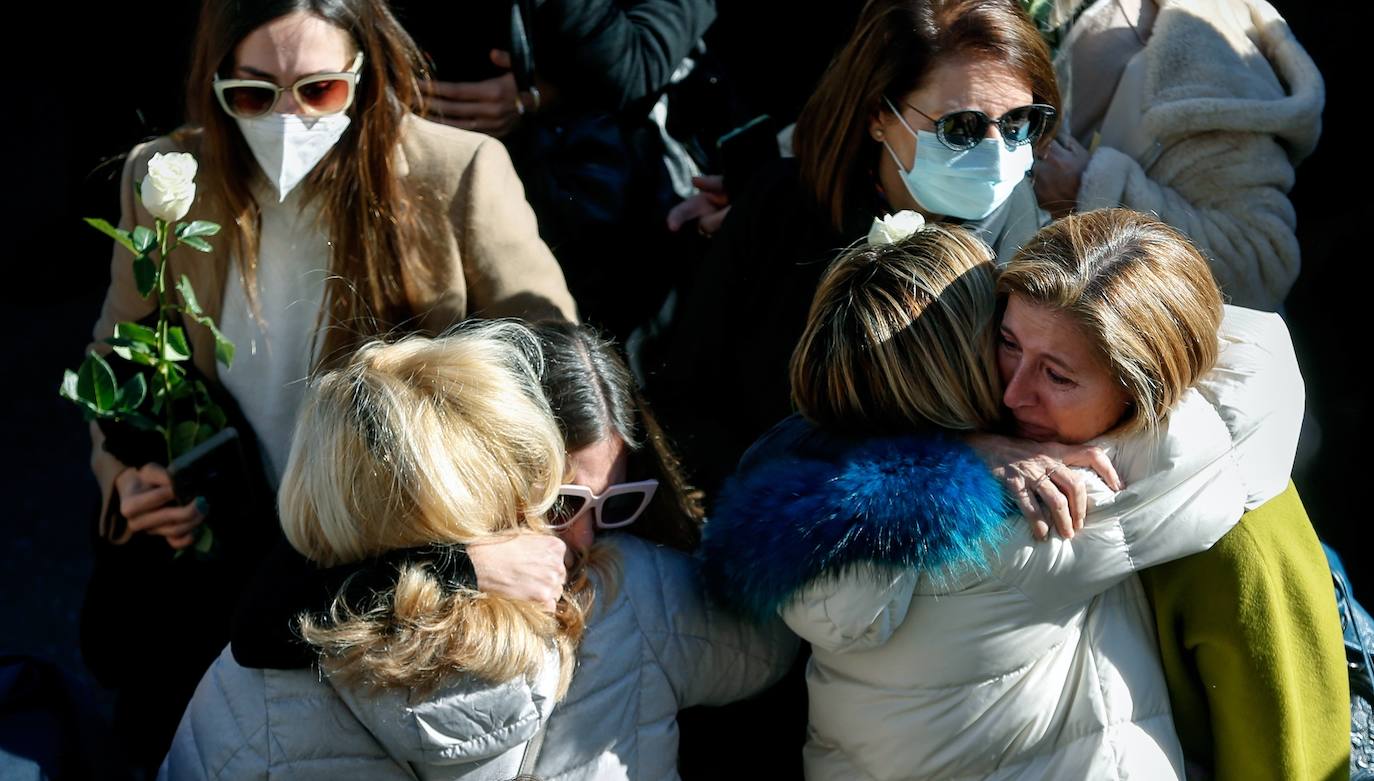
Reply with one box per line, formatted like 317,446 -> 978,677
114,464 -> 205,550
965,434 -> 1124,541
467,532 -> 568,613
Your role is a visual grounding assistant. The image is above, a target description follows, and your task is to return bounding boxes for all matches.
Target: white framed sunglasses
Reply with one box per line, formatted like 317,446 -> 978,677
213,52 -> 365,119
547,479 -> 659,530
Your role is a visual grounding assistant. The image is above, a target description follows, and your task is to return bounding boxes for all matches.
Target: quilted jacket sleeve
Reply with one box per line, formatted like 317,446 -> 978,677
620,536 -> 798,708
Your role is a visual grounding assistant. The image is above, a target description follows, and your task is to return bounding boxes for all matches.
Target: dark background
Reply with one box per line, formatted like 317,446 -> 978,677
0,0 -> 1363,774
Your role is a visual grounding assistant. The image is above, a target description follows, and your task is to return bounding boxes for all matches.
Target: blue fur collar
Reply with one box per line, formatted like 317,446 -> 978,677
700,425 -> 1012,622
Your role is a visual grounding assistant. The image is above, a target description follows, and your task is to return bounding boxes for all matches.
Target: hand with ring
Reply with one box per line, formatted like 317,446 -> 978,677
420,49 -> 538,139
965,434 -> 1124,541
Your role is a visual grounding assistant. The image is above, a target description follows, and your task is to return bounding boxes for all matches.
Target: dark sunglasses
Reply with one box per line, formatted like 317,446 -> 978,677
213,52 -> 365,119
902,101 -> 1057,152
547,479 -> 659,531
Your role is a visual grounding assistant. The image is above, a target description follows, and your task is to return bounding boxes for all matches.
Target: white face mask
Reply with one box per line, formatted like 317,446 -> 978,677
235,113 -> 352,202
881,97 -> 1034,221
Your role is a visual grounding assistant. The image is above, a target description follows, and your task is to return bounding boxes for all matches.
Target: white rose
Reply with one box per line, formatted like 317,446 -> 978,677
867,209 -> 926,245
140,152 -> 198,223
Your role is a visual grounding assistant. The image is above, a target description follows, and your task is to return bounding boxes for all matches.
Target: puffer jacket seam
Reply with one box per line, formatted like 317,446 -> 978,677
1087,627 -> 1126,781
639,627 -> 782,671
209,663 -> 271,778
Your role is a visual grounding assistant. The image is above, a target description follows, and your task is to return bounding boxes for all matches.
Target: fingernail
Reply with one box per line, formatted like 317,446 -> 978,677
195,496 -> 210,515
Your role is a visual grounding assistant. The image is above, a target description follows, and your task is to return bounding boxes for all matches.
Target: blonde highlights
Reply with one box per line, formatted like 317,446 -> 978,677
998,208 -> 1225,433
279,321 -> 582,695
791,225 -> 1003,432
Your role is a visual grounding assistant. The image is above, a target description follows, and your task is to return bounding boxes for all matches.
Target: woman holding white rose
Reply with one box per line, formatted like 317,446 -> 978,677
84,0 -> 576,771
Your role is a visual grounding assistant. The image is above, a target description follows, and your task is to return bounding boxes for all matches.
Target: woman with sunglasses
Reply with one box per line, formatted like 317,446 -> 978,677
194,320 -> 795,779
522,320 -> 796,779
1030,0 -> 1322,310
647,0 -> 1060,500
85,0 -> 574,771
700,212 -> 1322,779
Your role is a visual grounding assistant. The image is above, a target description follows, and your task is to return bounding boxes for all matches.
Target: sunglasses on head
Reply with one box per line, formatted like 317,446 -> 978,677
213,52 -> 365,119
547,479 -> 659,531
901,100 -> 1057,152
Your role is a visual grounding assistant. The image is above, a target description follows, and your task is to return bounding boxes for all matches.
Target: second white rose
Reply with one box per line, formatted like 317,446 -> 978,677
867,209 -> 927,245
141,152 -> 198,223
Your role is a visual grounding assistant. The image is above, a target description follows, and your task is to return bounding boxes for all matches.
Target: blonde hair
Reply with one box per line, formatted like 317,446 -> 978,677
279,321 -> 583,695
791,225 -> 1003,432
998,208 -> 1224,433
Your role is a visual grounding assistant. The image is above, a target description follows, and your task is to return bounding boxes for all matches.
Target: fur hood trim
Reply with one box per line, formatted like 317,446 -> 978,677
700,434 -> 1011,622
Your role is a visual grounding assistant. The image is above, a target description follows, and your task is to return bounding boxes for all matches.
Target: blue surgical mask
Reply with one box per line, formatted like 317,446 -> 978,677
881,98 -> 1034,220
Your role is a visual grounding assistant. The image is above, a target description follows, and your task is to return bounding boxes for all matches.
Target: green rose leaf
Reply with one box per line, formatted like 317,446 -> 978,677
120,410 -> 160,432
213,329 -> 235,368
194,525 -> 215,555
170,421 -> 200,458
177,220 -> 221,240
115,374 -> 147,410
132,225 -> 157,255
164,327 -> 192,362
177,275 -> 203,316
133,255 -> 157,298
84,218 -> 136,254
114,321 -> 158,346
186,311 -> 235,368
76,353 -> 118,411
179,236 -> 212,253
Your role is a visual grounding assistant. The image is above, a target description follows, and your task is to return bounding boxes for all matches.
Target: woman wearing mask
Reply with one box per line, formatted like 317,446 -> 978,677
649,0 -> 1059,498
192,321 -> 796,779
84,0 -> 574,770
699,211 -> 1337,778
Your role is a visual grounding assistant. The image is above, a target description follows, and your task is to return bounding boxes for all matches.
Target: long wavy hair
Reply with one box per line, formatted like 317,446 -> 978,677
182,0 -> 441,365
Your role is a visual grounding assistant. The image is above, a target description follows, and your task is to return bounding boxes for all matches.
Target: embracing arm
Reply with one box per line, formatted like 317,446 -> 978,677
1008,307 -> 1305,609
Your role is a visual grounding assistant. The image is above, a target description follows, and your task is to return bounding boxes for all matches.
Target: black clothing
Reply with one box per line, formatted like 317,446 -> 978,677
230,541 -> 478,671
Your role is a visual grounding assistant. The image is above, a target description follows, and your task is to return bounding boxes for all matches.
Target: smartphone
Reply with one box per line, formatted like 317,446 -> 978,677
167,427 -> 247,507
718,115 -> 779,193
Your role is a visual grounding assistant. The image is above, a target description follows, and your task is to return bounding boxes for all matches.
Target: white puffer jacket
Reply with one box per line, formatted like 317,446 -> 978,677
160,536 -> 795,780
700,306 -> 1302,780
534,534 -> 798,780
160,643 -> 562,780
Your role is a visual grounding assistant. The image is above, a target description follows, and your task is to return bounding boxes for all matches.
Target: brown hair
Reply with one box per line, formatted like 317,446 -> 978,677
531,321 -> 704,552
998,208 -> 1225,433
791,225 -> 1003,432
182,0 -> 441,365
793,0 -> 1059,230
